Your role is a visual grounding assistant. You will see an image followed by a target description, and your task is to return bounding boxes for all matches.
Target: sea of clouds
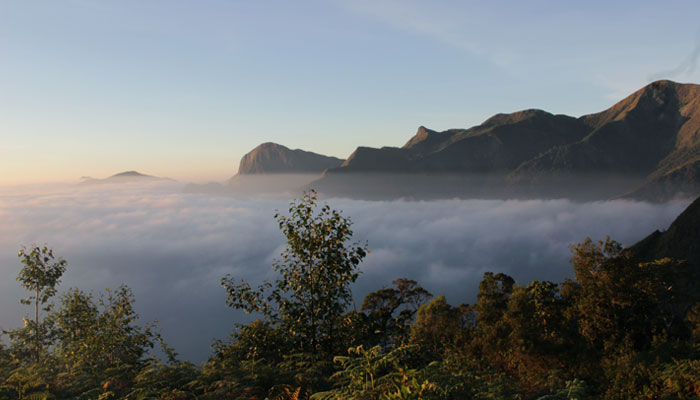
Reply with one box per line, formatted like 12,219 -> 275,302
0,182 -> 691,362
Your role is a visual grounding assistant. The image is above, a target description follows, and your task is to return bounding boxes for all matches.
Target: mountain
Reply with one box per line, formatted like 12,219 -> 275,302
510,81 -> 700,194
311,80 -> 700,201
109,171 -> 153,179
236,143 -> 344,175
337,110 -> 589,174
80,171 -> 169,185
185,143 -> 346,196
630,195 -> 700,267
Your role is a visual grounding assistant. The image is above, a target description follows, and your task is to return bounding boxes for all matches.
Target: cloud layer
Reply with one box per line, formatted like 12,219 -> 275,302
0,182 -> 690,362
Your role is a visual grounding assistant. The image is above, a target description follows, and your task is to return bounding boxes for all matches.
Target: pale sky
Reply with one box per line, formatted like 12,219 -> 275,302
1,0 -> 699,184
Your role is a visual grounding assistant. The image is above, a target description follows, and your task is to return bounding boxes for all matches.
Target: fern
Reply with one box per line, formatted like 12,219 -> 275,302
267,384 -> 309,400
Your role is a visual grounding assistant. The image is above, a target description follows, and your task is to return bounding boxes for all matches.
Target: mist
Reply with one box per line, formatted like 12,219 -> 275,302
310,172 -> 651,202
0,180 -> 691,362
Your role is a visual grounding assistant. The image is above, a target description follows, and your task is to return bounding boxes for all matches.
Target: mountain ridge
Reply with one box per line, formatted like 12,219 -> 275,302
236,80 -> 700,200
320,80 -> 700,200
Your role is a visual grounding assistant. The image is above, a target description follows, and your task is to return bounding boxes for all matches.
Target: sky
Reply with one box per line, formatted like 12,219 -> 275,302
1,0 -> 700,183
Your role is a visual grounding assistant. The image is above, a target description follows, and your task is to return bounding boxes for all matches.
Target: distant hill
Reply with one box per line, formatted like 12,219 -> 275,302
630,195 -> 700,267
236,143 -> 344,175
308,80 -> 700,201
110,171 -> 153,179
80,171 -> 170,185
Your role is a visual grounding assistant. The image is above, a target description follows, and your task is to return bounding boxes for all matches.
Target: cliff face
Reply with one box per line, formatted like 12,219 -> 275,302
236,143 -> 344,175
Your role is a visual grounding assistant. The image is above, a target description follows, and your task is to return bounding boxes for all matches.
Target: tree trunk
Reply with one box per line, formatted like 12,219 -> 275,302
35,286 -> 40,363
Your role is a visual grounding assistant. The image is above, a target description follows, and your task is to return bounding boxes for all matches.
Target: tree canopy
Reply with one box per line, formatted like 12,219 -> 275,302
222,190 -> 368,354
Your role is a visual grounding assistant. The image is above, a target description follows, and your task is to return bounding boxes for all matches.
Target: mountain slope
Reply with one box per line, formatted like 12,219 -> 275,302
237,142 -> 344,175
630,195 -> 700,267
510,80 -> 700,181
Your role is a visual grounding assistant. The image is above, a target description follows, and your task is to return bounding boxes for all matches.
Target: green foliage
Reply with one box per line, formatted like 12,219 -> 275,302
49,286 -> 158,396
648,358 -> 700,397
409,296 -> 469,360
475,272 -> 515,326
498,281 -> 581,392
125,360 -> 200,399
312,345 -> 426,400
471,272 -> 516,368
1,363 -> 56,400
267,384 -> 310,400
571,237 -> 698,351
16,246 -> 67,308
223,190 -> 368,355
8,246 -> 67,363
536,379 -> 590,399
316,345 -> 525,400
362,279 -> 432,348
0,245 -> 179,399
205,320 -> 288,391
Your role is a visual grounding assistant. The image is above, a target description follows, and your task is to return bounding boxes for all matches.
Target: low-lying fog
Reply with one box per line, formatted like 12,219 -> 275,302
0,180 -> 691,362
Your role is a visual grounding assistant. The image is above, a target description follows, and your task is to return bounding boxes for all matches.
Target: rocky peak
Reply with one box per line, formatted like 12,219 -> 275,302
237,142 -> 344,175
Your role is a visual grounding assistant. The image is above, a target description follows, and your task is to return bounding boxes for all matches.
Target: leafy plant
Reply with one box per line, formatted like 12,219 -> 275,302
8,246 -> 67,363
223,190 -> 368,355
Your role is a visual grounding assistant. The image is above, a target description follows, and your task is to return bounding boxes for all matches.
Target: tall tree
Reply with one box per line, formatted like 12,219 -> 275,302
222,190 -> 368,354
14,246 -> 67,363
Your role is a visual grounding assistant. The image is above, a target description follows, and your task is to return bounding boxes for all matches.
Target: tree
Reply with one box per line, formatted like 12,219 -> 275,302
500,281 -> 578,392
361,278 -> 432,347
49,286 -> 159,397
12,245 -> 67,363
53,286 -> 156,372
410,296 -> 468,360
566,237 -> 700,397
474,272 -> 515,327
570,237 -> 697,350
223,190 -> 368,354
